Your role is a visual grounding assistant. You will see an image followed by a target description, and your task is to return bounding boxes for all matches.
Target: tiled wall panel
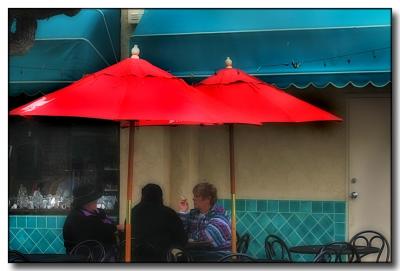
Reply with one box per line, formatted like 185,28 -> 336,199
9,200 -> 346,262
9,215 -> 66,254
218,199 -> 346,262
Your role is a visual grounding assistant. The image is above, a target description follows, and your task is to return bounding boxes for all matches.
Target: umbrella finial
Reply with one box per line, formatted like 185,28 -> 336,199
131,45 -> 140,59
225,57 -> 233,68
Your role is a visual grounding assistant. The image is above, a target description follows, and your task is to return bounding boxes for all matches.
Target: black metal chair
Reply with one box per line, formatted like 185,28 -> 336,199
69,240 -> 106,262
237,233 -> 250,254
265,234 -> 293,262
349,230 -> 390,262
313,242 -> 361,263
218,253 -> 256,262
8,250 -> 29,263
166,247 -> 193,262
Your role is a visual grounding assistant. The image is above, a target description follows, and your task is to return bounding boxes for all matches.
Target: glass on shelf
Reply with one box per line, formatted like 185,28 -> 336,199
16,184 -> 29,209
11,183 -> 75,211
97,195 -> 117,210
32,190 -> 43,209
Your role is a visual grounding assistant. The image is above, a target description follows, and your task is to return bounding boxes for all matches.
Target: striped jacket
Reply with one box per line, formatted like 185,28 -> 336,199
178,204 -> 231,250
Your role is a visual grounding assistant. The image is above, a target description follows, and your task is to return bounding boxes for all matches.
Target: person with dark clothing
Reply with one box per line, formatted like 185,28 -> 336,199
63,183 -> 124,262
131,183 -> 187,262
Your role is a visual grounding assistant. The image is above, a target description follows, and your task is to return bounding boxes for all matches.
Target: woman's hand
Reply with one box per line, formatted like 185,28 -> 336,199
116,224 -> 125,231
178,197 -> 189,212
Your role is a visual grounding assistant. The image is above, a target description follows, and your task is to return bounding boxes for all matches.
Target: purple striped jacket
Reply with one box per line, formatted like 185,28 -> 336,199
178,204 -> 231,251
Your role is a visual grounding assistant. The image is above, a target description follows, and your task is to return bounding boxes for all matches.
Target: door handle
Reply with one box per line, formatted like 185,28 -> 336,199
350,191 -> 359,199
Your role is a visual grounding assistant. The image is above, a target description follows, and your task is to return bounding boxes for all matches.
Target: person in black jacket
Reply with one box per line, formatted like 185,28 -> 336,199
63,183 -> 124,262
131,183 -> 187,262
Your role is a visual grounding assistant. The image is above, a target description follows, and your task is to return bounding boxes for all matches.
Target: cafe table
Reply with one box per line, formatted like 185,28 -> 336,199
289,244 -> 380,257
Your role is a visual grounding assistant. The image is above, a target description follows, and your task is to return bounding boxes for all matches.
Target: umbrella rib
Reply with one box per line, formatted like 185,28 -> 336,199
247,82 -> 296,123
117,77 -> 136,121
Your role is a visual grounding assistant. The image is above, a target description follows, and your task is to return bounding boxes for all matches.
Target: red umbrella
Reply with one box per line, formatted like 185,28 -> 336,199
9,47 -> 260,262
10,54 -> 259,125
197,58 -> 341,123
195,57 -> 342,253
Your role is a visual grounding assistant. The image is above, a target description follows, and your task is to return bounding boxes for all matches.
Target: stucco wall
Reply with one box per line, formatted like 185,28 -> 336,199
196,87 -> 348,201
197,123 -> 346,201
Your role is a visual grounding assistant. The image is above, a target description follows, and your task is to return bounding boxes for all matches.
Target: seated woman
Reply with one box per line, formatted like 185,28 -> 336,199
178,182 -> 231,260
63,183 -> 123,262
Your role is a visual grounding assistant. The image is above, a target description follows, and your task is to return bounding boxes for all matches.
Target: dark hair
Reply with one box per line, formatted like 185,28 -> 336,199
141,183 -> 163,205
193,182 -> 218,206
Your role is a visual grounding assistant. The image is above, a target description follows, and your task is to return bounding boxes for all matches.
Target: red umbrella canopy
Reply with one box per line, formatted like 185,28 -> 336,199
195,58 -> 342,123
9,51 -> 260,126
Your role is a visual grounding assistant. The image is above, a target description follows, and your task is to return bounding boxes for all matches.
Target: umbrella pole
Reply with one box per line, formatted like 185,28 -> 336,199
125,120 -> 135,262
229,124 -> 237,253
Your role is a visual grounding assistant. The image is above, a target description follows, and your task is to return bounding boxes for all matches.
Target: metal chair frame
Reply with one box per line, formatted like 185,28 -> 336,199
237,233 -> 250,254
9,250 -> 29,263
69,240 -> 106,262
349,230 -> 390,262
218,253 -> 256,262
166,247 -> 193,262
265,234 -> 293,262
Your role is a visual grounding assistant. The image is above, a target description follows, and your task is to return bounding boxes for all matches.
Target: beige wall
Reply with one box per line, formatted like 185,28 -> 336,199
197,123 -> 346,201
119,126 -> 170,223
169,126 -> 201,210
196,87 -> 348,201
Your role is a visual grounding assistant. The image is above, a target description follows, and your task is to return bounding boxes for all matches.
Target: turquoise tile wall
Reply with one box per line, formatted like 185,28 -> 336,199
218,199 -> 346,262
10,201 -> 346,262
9,215 -> 119,254
9,215 -> 67,254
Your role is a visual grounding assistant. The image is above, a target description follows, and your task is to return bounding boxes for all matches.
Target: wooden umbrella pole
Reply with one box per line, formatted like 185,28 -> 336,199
125,120 -> 135,262
229,124 -> 237,253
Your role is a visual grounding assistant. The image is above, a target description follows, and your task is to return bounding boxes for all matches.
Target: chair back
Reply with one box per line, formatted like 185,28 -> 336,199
9,250 -> 29,263
349,230 -> 390,262
237,233 -> 250,254
69,240 -> 106,262
218,253 -> 255,262
313,242 -> 361,263
265,234 -> 292,262
166,247 -> 193,262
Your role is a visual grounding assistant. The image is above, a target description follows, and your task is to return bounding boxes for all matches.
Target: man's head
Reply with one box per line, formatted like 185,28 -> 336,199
141,183 -> 163,205
192,182 -> 217,213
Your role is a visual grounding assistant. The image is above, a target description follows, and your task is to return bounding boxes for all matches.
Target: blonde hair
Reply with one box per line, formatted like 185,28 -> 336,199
193,182 -> 218,205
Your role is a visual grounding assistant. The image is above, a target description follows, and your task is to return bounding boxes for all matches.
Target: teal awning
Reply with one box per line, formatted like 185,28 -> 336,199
130,9 -> 391,89
9,9 -> 121,96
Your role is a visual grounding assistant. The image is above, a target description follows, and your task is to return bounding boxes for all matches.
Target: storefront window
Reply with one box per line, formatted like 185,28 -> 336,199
8,117 -> 120,216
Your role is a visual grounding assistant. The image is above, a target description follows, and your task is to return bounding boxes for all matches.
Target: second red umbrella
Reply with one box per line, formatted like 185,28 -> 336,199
195,57 -> 342,253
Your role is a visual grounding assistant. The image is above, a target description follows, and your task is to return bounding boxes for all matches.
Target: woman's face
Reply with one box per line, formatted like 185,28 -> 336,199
193,193 -> 211,212
83,200 -> 98,211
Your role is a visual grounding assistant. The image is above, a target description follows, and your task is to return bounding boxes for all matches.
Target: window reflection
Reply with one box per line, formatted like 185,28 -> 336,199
8,117 -> 120,215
